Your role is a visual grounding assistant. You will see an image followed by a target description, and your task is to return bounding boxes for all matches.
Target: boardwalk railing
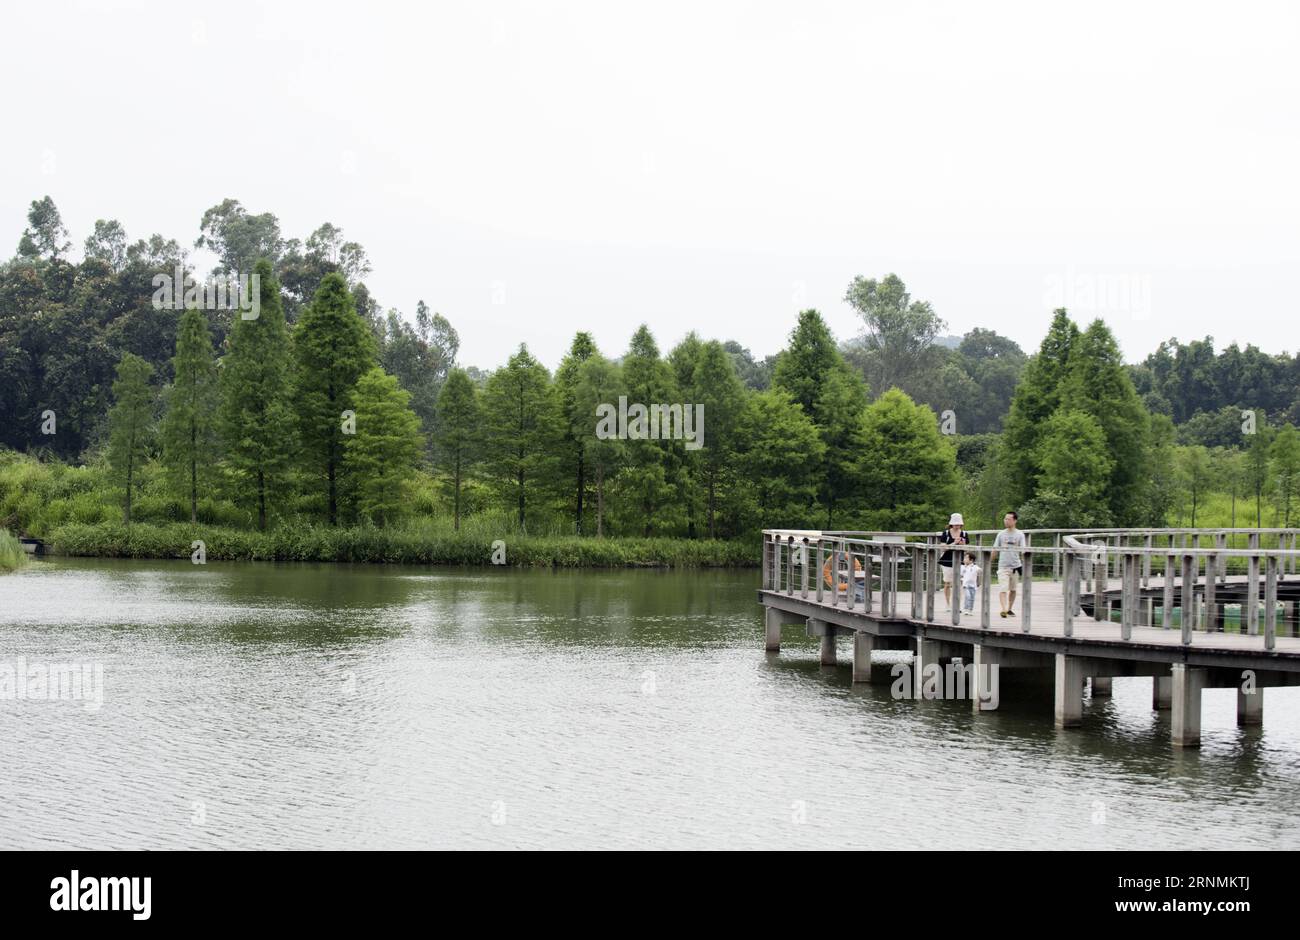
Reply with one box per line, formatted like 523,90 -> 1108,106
762,527 -> 1300,651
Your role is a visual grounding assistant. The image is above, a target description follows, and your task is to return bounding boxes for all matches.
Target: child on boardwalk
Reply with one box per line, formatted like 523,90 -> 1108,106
960,552 -> 979,614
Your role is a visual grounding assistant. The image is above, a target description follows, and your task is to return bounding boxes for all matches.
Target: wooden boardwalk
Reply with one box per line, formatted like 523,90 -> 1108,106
760,527 -> 1300,747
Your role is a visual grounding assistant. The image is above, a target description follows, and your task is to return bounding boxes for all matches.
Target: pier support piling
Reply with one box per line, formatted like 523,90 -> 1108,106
915,638 -> 942,699
1172,664 -> 1207,748
1153,675 -> 1172,710
1090,676 -> 1113,697
1237,687 -> 1263,726
972,644 -> 999,712
1054,654 -> 1087,728
852,632 -> 876,683
764,607 -> 783,652
820,634 -> 837,666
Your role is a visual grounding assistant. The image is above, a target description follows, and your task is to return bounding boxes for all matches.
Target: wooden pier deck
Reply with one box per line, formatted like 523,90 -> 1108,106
760,527 -> 1300,746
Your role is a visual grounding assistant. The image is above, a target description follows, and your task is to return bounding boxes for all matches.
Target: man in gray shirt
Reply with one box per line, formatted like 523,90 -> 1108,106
993,511 -> 1027,618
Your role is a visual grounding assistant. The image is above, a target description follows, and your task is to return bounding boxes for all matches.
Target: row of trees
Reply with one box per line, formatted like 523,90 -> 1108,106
955,308 -> 1300,531
11,194 -> 1300,539
100,279 -> 963,536
108,262 -> 422,528
1173,428 -> 1300,528
416,310 -> 957,537
1132,336 -> 1300,428
1,197 -> 457,461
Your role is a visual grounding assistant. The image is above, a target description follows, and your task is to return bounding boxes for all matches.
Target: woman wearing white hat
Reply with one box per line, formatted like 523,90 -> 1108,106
938,513 -> 968,609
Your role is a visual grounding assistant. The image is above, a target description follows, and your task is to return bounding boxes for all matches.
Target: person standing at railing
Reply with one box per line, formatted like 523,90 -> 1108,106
994,511 -> 1027,618
960,552 -> 980,614
938,513 -> 969,609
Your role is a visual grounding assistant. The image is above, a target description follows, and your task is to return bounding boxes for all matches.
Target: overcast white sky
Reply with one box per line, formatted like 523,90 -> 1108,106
3,0 -> 1297,370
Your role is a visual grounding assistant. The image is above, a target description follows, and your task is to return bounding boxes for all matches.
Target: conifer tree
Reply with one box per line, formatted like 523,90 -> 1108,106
433,368 -> 483,531
344,367 -> 423,526
482,344 -> 559,532
772,309 -> 868,527
161,307 -> 218,523
219,259 -> 296,531
293,272 -> 376,525
617,325 -> 681,536
853,389 -> 959,530
554,332 -> 598,534
573,353 -> 625,536
107,353 -> 155,525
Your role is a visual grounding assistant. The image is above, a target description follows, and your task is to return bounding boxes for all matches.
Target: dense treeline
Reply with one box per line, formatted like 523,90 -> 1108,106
3,195 -> 1299,556
1132,337 -> 1300,431
0,197 -> 967,542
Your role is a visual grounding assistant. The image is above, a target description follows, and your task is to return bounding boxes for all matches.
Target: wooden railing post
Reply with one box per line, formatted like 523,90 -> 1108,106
1062,550 -> 1074,637
1264,556 -> 1278,651
926,547 -> 938,622
1021,547 -> 1033,632
1246,534 -> 1260,636
830,544 -> 840,608
1093,541 -> 1107,622
864,542 -> 874,614
785,537 -> 794,596
800,538 -> 809,598
980,547 -> 992,629
1162,554 -> 1175,629
1204,552 -> 1218,632
910,545 -> 921,620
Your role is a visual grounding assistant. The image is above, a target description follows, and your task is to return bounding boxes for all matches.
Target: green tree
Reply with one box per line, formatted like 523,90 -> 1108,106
482,344 -> 559,532
1056,319 -> 1151,522
999,309 -> 1079,509
160,307 -> 218,523
842,273 -> 947,398
573,353 -> 625,536
379,300 -> 458,455
1175,445 -> 1214,526
1021,410 -> 1114,528
433,368 -> 483,531
1271,424 -> 1300,527
344,368 -> 423,526
616,325 -> 681,537
554,332 -> 598,534
83,219 -> 129,271
1141,413 -> 1179,526
1245,416 -> 1273,527
731,388 -> 825,530
107,353 -> 155,524
853,389 -> 959,530
293,272 -> 377,525
689,341 -> 747,538
195,199 -> 282,278
17,196 -> 72,260
772,309 -> 869,527
219,259 -> 296,531
1215,446 -> 1247,528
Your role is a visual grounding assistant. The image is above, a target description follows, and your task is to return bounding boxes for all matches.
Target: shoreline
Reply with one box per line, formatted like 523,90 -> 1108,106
38,522 -> 759,569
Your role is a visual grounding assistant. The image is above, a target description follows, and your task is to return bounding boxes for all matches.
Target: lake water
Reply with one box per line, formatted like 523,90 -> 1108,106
2,557 -> 1298,849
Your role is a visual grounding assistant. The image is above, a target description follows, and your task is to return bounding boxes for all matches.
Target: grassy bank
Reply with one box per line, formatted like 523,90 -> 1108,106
45,521 -> 756,567
0,529 -> 26,572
